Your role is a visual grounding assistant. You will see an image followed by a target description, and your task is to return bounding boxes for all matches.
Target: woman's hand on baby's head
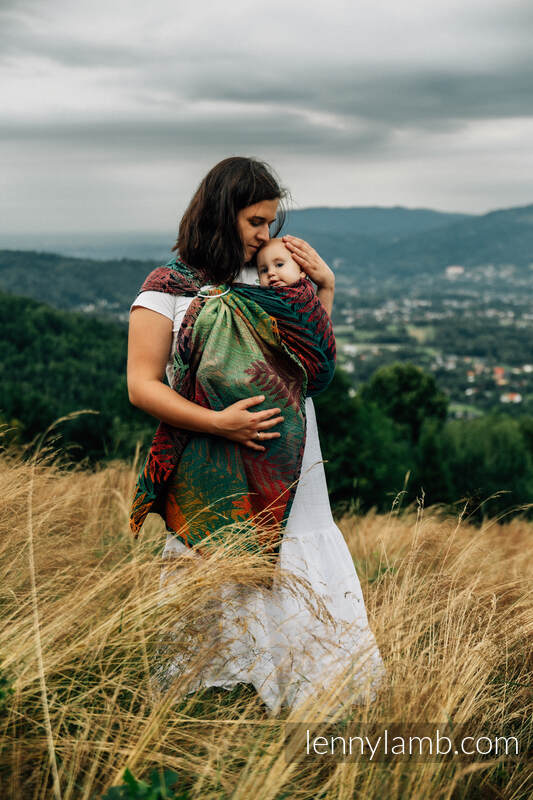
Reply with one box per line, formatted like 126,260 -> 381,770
282,235 -> 335,290
212,395 -> 284,452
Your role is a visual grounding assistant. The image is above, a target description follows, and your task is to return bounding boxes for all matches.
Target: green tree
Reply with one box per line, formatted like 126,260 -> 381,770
359,362 -> 448,443
314,369 -> 412,512
0,291 -> 151,463
411,417 -> 454,508
445,414 -> 533,520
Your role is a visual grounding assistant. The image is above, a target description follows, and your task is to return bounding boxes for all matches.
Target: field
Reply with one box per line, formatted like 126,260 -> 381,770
0,445 -> 531,800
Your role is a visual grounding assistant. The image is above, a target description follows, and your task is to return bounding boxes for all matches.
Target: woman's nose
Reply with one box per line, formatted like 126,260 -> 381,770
256,223 -> 270,242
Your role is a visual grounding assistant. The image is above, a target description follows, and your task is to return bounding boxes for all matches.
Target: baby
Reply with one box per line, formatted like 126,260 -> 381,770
255,238 -> 307,288
254,237 -> 333,317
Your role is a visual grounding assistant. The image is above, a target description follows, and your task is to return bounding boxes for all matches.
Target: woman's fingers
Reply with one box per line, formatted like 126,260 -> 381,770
283,237 -> 319,270
238,397 -> 283,418
285,241 -> 309,256
215,398 -> 285,450
256,415 -> 284,429
288,248 -> 307,263
282,235 -> 309,251
240,394 -> 267,409
283,235 -> 324,265
287,246 -> 311,263
242,429 -> 281,452
283,237 -> 317,263
244,440 -> 266,452
250,407 -> 283,422
291,251 -> 308,267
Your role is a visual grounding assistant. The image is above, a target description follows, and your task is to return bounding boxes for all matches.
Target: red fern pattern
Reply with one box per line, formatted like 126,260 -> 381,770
244,360 -> 303,411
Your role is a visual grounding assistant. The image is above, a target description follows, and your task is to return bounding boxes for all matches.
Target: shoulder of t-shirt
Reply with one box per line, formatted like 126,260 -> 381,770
130,289 -> 188,316
131,262 -> 257,319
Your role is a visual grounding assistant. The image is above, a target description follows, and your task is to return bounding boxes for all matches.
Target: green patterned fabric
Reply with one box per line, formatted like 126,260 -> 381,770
129,256 -> 336,565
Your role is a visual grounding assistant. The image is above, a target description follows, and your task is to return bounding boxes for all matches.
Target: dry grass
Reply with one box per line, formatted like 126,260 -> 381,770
0,443 -> 531,800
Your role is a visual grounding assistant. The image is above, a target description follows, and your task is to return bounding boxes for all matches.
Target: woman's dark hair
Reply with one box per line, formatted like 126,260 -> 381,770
172,156 -> 289,284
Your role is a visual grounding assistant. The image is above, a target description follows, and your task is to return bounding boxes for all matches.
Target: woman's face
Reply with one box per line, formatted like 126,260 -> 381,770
236,198 -> 279,263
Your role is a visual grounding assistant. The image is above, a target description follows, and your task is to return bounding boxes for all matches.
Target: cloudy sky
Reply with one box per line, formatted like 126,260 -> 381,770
2,0 -> 533,234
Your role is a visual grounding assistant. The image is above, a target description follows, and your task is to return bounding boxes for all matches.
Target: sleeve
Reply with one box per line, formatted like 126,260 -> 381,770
130,291 -> 194,332
130,290 -> 175,321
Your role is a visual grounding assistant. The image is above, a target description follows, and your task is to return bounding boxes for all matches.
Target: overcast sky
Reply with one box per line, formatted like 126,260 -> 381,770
2,0 -> 533,234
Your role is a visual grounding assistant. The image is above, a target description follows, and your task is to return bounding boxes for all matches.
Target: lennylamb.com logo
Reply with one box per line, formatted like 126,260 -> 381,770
284,722 -> 524,763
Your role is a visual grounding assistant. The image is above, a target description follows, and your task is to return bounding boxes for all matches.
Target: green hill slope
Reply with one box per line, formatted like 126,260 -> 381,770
0,250 -> 154,314
0,291 -> 152,460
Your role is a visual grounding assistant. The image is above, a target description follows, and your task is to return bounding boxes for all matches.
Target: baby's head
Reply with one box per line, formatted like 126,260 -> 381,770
256,239 -> 306,288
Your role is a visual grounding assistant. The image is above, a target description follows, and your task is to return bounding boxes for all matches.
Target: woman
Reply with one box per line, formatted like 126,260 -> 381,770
127,156 -> 386,714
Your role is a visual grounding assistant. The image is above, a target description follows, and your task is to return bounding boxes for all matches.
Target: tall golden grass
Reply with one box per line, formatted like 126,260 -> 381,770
0,440 -> 531,799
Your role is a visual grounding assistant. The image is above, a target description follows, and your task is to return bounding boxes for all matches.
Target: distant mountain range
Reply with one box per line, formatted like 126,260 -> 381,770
0,205 -> 474,261
285,203 -> 533,277
285,205 -> 473,240
1,203 -> 532,312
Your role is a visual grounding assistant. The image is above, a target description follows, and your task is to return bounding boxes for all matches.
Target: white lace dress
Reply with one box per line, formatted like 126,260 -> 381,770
130,270 -> 386,714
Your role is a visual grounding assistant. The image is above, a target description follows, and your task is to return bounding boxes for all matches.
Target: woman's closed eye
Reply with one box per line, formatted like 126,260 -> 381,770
249,217 -> 276,227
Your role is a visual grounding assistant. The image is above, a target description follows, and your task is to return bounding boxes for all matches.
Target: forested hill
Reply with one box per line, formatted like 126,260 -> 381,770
0,291 -> 152,460
1,203 -> 533,314
0,250 -> 154,317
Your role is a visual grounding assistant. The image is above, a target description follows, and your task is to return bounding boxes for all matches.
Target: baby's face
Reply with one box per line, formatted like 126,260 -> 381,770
256,239 -> 306,287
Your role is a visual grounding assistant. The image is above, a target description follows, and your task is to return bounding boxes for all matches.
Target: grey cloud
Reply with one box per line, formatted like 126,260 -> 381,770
2,0 -> 533,226
0,17 -> 145,69
181,62 -> 533,128
0,37 -> 144,69
467,1 -> 533,32
3,0 -> 533,136
0,112 -> 392,159
3,58 -> 533,165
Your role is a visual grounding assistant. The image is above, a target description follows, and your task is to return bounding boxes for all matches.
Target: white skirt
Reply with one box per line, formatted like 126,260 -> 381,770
154,397 -> 387,714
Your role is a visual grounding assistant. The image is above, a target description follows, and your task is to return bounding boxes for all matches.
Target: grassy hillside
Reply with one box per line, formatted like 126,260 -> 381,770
0,451 -> 530,799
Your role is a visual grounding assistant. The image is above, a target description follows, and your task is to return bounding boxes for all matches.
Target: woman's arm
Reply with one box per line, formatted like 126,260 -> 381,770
127,306 -> 284,452
315,283 -> 335,317
281,235 -> 335,317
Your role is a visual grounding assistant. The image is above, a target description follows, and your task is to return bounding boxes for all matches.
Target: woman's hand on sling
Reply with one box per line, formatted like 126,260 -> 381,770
128,309 -> 283,449
212,395 -> 284,452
